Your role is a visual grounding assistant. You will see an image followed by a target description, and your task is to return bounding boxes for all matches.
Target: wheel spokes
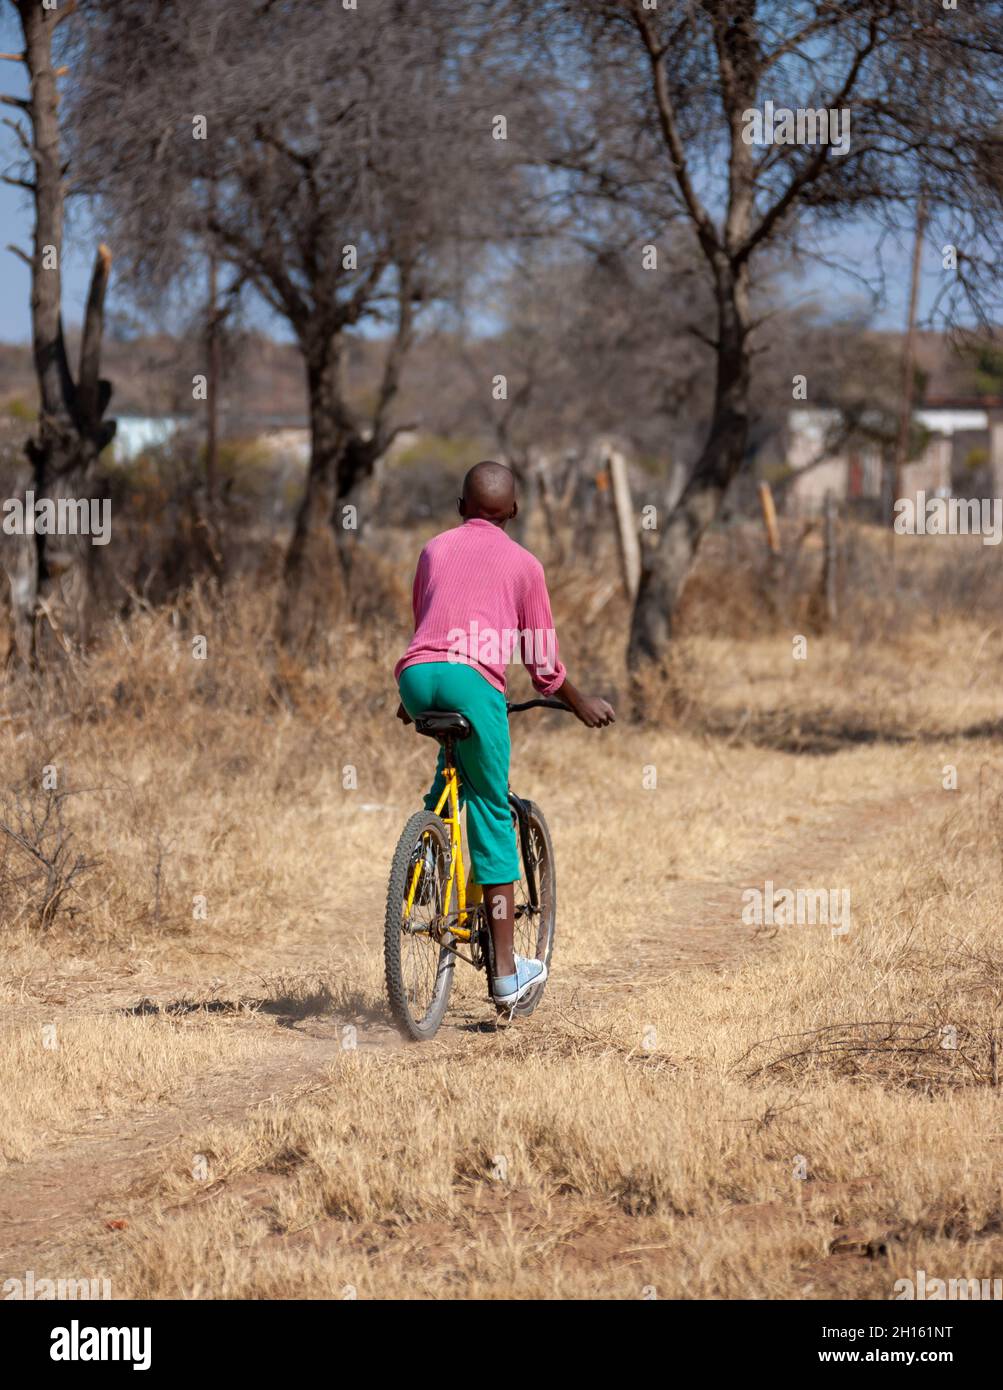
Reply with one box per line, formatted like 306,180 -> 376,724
400,833 -> 449,1019
513,825 -> 546,960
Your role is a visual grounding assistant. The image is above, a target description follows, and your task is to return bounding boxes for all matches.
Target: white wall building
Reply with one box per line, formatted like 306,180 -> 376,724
785,405 -> 999,515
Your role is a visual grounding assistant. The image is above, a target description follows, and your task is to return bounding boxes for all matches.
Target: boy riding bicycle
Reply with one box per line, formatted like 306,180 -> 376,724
395,461 -> 615,1008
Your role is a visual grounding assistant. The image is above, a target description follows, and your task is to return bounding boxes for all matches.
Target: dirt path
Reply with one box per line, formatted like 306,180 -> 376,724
0,784 -> 944,1278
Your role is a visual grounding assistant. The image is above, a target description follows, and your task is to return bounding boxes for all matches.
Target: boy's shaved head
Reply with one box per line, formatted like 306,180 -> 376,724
459,460 -> 517,525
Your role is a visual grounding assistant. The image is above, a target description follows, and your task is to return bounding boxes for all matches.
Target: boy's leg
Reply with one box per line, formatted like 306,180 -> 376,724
399,663 -> 523,980
442,669 -> 521,974
481,881 -> 515,978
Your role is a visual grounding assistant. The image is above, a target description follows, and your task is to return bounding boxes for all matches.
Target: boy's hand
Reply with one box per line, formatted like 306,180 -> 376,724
554,678 -> 615,728
574,694 -> 616,728
396,701 -> 413,725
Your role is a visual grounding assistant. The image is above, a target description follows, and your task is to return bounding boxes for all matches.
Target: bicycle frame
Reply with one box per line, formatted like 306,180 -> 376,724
388,695 -> 570,1037
402,697 -> 569,950
403,738 -> 478,942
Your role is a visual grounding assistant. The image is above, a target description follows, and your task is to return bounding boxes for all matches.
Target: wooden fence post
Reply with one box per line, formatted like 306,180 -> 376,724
757,481 -> 781,556
607,446 -> 641,602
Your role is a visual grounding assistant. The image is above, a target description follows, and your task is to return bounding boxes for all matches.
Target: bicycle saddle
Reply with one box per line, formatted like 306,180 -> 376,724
414,709 -> 472,741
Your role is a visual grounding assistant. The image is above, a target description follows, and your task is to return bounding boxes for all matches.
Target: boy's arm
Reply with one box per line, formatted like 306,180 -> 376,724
553,676 -> 615,729
411,546 -> 429,624
520,559 -> 615,728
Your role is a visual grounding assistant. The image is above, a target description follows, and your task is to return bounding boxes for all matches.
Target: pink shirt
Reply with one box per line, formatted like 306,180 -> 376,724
395,518 -> 567,696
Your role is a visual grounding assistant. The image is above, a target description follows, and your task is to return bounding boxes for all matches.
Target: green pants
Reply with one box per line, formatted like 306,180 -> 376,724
398,661 -> 521,884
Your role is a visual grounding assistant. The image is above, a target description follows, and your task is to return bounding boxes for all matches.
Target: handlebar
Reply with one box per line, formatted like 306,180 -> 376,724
506,697 -> 574,715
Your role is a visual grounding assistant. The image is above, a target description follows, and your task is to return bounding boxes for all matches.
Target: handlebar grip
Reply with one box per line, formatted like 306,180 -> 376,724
506,697 -> 574,714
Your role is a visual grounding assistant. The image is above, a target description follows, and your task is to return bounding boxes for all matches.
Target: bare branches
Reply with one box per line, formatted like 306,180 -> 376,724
0,784 -> 98,932
739,1017 -> 993,1091
758,2 -> 862,75
70,1 -> 491,340
2,113 -> 37,159
341,251 -> 391,329
631,3 -> 720,259
685,322 -> 719,351
208,206 -> 311,327
737,13 -> 882,265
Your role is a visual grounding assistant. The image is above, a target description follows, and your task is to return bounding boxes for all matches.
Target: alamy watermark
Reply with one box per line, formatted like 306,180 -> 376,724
2,491 -> 111,546
446,622 -> 558,675
741,101 -> 851,156
50,1319 -> 151,1370
3,1269 -> 112,1300
894,1269 -> 1002,1300
893,491 -> 1002,545
742,880 -> 851,935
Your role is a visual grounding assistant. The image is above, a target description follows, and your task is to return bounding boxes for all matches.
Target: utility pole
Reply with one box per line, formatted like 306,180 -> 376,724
892,189 -> 929,517
205,176 -> 221,508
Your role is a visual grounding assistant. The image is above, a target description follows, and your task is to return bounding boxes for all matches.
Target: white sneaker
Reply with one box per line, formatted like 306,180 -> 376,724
492,954 -> 547,1006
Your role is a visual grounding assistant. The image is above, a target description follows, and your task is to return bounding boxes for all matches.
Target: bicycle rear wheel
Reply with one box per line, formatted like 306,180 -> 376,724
507,799 -> 556,1018
384,810 -> 455,1040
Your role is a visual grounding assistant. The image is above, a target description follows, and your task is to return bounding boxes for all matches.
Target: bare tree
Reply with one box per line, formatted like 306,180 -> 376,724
510,0 -> 1003,684
1,0 -> 115,664
69,0 -> 508,636
451,243 -> 716,540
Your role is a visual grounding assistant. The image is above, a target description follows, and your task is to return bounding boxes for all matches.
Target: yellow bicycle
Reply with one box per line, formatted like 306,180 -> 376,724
383,697 -> 567,1040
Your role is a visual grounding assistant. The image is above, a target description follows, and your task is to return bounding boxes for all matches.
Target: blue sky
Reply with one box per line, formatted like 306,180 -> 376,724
0,7 -> 92,341
0,7 -> 939,349
0,178 -> 935,349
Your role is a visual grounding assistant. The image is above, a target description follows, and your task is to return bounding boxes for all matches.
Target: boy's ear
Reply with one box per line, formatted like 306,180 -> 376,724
510,500 -> 519,519
457,496 -> 465,517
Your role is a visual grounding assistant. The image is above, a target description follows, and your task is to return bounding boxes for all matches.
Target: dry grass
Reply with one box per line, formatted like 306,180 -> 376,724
74,783 -> 999,1300
3,523 -> 1003,1299
0,1012 -> 271,1165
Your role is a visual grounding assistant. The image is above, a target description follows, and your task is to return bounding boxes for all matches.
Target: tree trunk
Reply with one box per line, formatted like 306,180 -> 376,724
3,3 -> 115,665
279,340 -> 350,647
279,264 -> 416,648
206,240 -> 221,507
627,264 -> 751,673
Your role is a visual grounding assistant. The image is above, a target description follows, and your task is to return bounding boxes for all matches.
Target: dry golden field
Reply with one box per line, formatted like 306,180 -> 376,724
2,523 -> 1003,1300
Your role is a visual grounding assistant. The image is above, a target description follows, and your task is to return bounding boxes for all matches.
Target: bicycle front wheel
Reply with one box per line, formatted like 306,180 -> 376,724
384,810 -> 455,1040
508,799 -> 556,1018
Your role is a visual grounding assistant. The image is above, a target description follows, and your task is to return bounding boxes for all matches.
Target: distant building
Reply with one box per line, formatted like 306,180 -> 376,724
784,403 -> 1003,515
253,425 -> 310,466
112,415 -> 191,462
111,413 -> 313,465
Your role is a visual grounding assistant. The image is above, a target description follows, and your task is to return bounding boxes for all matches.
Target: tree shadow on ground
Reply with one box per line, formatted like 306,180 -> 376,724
698,712 -> 1003,757
122,985 -> 391,1030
